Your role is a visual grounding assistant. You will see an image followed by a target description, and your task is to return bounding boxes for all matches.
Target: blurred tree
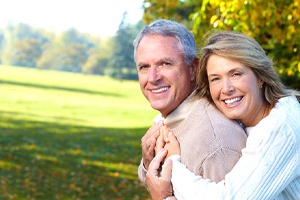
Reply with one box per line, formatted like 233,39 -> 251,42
36,38 -> 61,70
143,0 -> 300,89
109,12 -> 144,80
58,28 -> 94,72
0,21 -> 146,80
11,38 -> 42,67
1,23 -> 48,67
82,38 -> 113,75
0,30 -> 4,63
143,0 -> 198,29
37,28 -> 95,73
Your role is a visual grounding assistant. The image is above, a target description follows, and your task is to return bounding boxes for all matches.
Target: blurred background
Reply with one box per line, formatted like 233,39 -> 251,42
0,0 -> 299,87
0,0 -> 299,199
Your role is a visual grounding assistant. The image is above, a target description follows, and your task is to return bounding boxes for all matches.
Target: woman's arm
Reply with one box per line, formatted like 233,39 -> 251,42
167,124 -> 298,199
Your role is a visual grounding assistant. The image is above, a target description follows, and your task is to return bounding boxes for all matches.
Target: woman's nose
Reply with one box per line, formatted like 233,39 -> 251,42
221,80 -> 235,94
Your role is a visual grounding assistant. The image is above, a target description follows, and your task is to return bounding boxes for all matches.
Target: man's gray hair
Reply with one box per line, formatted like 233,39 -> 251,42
133,19 -> 197,65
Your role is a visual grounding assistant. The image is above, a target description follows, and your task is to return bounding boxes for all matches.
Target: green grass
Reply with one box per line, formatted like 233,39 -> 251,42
0,65 -> 158,199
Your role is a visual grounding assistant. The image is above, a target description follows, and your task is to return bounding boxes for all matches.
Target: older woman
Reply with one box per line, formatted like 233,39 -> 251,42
146,31 -> 300,199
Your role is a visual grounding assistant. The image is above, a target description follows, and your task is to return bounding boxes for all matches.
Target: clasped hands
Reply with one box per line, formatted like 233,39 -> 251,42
141,122 -> 181,199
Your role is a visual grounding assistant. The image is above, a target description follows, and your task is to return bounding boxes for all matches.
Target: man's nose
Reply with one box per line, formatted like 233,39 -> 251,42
148,66 -> 161,84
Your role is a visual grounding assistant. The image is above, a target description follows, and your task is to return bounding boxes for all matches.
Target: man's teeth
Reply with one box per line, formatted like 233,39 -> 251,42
152,87 -> 169,93
225,97 -> 242,104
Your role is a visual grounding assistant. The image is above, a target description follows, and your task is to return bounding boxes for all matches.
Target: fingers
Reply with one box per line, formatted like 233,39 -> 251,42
161,159 -> 173,182
155,132 -> 165,154
160,126 -> 170,143
165,132 -> 181,157
141,123 -> 163,169
146,149 -> 174,200
168,131 -> 179,147
156,125 -> 172,157
155,125 -> 171,155
148,148 -> 168,175
142,124 -> 161,149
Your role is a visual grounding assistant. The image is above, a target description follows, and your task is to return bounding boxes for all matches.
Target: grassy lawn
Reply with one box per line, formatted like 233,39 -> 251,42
0,65 -> 158,199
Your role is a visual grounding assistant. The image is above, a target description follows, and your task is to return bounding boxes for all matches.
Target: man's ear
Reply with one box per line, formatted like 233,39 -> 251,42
190,57 -> 199,82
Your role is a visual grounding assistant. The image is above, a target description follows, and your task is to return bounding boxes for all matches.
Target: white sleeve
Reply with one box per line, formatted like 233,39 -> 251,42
169,155 -> 226,199
169,123 -> 299,199
138,159 -> 147,185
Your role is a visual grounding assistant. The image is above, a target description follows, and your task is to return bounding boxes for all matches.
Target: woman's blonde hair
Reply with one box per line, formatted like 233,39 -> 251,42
196,30 -> 300,107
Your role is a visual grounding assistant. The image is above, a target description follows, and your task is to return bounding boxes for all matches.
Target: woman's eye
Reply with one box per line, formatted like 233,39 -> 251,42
210,77 -> 219,82
232,72 -> 242,77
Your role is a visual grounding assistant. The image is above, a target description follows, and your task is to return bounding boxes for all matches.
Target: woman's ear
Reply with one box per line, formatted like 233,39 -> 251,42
258,79 -> 264,88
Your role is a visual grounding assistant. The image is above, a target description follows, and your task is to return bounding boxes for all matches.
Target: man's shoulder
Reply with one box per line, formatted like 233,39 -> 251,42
190,98 -> 246,132
193,98 -> 222,115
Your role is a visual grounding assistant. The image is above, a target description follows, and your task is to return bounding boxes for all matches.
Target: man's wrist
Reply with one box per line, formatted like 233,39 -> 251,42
141,158 -> 148,172
164,196 -> 176,200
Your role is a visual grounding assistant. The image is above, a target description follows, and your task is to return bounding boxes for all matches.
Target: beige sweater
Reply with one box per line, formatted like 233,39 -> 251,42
138,97 -> 247,183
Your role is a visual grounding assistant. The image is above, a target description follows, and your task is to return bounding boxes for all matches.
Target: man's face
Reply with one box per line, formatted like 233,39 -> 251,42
136,34 -> 196,117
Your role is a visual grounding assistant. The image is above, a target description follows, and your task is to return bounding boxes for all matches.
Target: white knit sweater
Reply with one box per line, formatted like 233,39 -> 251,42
170,96 -> 300,199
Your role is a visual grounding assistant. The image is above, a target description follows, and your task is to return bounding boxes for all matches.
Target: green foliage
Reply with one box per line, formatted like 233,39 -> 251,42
11,38 -> 42,67
143,0 -> 300,89
36,28 -> 94,73
0,15 -> 143,82
1,23 -> 49,67
0,22 -> 141,80
0,65 -> 156,199
108,13 -> 144,81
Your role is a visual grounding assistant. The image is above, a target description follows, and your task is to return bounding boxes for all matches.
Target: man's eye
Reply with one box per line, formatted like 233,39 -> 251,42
162,62 -> 171,66
139,66 -> 149,73
159,62 -> 172,70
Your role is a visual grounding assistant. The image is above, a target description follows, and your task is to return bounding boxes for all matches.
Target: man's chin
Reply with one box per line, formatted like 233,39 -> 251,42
151,103 -> 164,110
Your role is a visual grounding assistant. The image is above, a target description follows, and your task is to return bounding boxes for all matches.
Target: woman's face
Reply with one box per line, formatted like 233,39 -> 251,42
206,54 -> 265,127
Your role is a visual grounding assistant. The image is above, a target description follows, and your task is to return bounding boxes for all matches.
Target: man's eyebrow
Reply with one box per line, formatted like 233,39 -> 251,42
137,61 -> 148,66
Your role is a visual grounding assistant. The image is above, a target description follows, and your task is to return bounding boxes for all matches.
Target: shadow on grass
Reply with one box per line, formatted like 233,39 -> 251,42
0,111 -> 150,200
0,79 -> 121,97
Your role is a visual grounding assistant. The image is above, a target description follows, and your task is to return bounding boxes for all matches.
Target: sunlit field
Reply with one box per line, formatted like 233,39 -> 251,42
0,65 -> 158,199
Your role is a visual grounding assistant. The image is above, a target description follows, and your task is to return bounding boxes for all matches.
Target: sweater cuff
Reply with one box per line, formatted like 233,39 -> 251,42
164,196 -> 177,200
141,158 -> 148,172
138,158 -> 148,185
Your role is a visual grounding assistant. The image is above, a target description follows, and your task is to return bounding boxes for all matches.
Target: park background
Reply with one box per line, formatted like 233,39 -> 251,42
0,0 -> 299,199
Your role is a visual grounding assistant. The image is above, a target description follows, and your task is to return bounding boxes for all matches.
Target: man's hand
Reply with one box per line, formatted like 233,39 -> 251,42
146,148 -> 173,200
141,122 -> 163,170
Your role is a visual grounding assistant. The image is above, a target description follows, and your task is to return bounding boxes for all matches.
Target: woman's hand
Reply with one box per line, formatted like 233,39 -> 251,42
154,125 -> 167,155
164,130 -> 181,159
156,126 -> 181,162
